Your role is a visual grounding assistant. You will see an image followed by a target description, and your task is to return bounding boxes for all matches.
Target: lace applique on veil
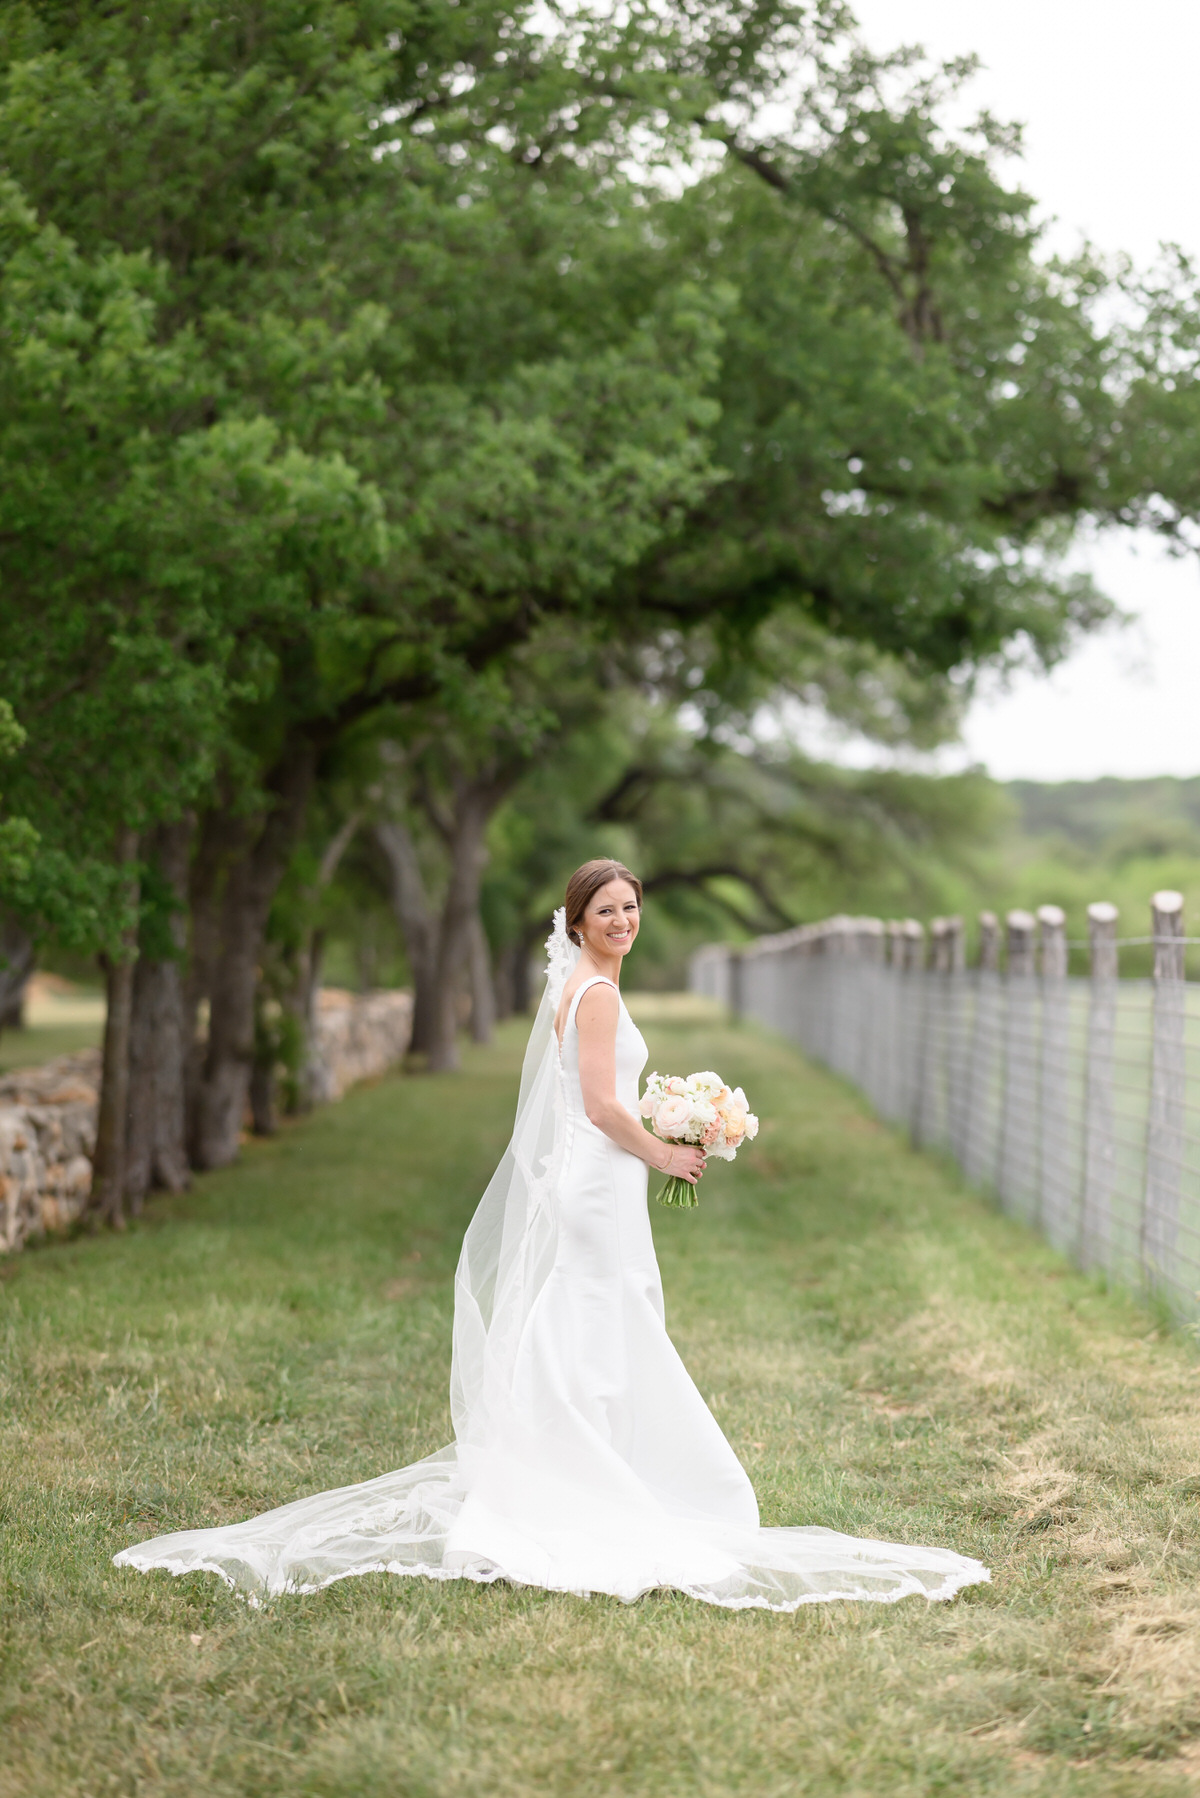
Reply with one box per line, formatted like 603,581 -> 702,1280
544,906 -> 575,1008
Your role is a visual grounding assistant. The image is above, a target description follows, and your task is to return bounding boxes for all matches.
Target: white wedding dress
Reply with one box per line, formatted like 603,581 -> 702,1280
114,925 -> 989,1610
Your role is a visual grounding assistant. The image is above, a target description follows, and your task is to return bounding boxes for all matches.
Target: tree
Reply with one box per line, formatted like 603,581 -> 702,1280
0,1 -> 1179,1201
0,171 -> 384,1209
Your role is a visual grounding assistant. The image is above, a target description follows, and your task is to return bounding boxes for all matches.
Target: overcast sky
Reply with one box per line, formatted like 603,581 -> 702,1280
844,0 -> 1200,782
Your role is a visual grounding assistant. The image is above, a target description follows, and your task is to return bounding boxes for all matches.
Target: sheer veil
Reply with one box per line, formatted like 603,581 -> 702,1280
451,908 -> 578,1459
112,910 -> 581,1600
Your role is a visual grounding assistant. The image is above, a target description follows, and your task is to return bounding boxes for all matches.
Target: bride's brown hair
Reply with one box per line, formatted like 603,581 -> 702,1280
564,859 -> 643,946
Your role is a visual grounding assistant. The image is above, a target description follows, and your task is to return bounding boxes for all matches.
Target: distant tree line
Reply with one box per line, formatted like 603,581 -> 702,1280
2,0 -> 1198,1224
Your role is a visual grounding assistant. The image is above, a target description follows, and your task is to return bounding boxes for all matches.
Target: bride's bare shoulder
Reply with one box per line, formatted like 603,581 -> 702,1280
554,972 -> 617,1043
573,979 -> 619,1032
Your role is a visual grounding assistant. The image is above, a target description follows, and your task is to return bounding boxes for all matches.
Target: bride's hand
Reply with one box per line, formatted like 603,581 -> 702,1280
657,1143 -> 706,1184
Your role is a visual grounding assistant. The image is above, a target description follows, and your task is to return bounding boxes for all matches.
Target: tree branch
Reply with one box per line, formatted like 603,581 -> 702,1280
641,864 -> 793,929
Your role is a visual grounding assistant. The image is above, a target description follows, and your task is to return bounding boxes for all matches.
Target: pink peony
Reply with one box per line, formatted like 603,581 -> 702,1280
655,1094 -> 692,1136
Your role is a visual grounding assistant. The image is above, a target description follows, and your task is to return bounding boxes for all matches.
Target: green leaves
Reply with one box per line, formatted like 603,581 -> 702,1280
0,0 -> 1181,967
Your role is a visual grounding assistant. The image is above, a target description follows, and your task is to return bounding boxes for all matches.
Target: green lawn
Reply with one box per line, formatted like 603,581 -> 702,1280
0,1019 -> 103,1073
0,985 -> 106,1073
5,1000 -> 1200,1797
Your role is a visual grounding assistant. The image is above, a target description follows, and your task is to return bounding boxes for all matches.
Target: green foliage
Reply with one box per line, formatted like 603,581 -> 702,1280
0,0 -> 1191,983
628,52 -> 1122,683
0,699 -> 36,890
0,169 -> 384,948
477,688 -> 1009,988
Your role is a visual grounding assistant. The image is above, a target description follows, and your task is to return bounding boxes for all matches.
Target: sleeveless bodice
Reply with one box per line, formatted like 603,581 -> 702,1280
558,975 -> 647,1122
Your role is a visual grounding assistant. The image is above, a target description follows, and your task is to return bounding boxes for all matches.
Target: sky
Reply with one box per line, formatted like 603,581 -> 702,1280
840,0 -> 1200,782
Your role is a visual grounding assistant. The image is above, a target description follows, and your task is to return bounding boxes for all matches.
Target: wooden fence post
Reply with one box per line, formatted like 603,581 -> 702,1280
999,910 -> 1038,1219
900,920 -> 927,1137
1037,905 -> 1070,1246
857,918 -> 885,1106
978,911 -> 1000,973
964,912 -> 1000,1186
922,920 -> 948,1146
1143,889 -> 1186,1293
941,917 -> 969,1163
1080,902 -> 1119,1272
876,921 -> 902,1123
1007,910 -> 1036,976
729,948 -> 745,1022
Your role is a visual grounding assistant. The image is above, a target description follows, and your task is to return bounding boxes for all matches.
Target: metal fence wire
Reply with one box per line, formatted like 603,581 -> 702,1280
690,906 -> 1200,1328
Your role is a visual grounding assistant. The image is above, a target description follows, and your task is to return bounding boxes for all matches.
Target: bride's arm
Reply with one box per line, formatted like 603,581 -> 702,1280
575,986 -> 707,1185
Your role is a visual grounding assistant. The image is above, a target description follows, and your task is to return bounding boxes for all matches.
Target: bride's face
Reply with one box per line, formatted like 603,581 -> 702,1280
580,879 -> 640,961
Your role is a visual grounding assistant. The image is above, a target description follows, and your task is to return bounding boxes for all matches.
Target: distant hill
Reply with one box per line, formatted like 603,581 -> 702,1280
1006,777 -> 1200,863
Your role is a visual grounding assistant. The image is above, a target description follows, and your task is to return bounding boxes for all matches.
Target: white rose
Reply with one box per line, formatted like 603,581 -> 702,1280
743,1112 -> 759,1140
688,1071 -> 723,1097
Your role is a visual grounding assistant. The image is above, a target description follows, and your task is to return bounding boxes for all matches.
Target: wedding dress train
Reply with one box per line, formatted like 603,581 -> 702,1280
114,928 -> 989,1610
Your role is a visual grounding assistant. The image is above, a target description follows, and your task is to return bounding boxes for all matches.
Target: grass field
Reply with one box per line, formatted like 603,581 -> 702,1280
0,982 -> 105,1073
5,998 -> 1200,1796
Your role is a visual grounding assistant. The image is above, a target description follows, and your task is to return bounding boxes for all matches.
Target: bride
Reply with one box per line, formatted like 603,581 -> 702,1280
115,858 -> 988,1609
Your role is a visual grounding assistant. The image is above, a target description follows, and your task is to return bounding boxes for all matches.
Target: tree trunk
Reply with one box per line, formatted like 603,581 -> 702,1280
0,912 -> 33,1033
124,955 -> 154,1210
249,980 -> 278,1137
191,743 -> 316,1170
125,820 -> 193,1213
91,827 -> 140,1228
426,783 -> 507,1073
374,819 -> 438,1055
492,940 -> 516,1022
290,924 -> 326,1114
250,811 -> 359,1128
184,804 -> 235,1145
512,923 -> 540,1016
467,909 -> 495,1044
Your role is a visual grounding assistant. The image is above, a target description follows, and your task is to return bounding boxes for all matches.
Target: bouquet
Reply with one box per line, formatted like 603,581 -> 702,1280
639,1070 -> 759,1209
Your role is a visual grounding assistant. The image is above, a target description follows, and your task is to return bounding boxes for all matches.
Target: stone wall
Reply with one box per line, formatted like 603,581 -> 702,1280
0,988 -> 413,1254
0,1050 -> 99,1251
308,987 -> 414,1103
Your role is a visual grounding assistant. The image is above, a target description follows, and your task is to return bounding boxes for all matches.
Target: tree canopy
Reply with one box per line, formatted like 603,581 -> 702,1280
0,0 -> 1195,1207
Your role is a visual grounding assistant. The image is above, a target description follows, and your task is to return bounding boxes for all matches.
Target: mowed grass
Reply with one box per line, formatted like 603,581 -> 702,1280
5,1000 -> 1200,1797
0,1020 -> 103,1074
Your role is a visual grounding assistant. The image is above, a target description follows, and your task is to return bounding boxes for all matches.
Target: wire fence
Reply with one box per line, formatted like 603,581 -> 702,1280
690,897 -> 1200,1328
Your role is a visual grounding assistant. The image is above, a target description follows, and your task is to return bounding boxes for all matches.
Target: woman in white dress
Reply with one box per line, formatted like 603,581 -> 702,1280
115,859 -> 989,1609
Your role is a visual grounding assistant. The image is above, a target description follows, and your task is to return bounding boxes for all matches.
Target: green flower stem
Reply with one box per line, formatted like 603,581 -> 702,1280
655,1173 -> 698,1209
